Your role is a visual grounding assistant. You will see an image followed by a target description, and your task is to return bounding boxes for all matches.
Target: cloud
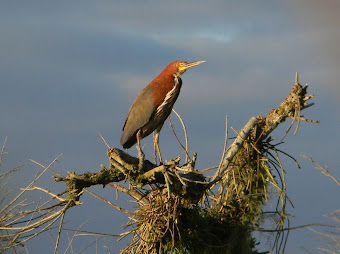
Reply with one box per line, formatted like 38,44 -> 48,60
0,2 -> 339,252
287,0 -> 340,98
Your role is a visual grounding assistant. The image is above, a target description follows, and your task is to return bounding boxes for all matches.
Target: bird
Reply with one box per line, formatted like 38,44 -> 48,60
120,60 -> 205,163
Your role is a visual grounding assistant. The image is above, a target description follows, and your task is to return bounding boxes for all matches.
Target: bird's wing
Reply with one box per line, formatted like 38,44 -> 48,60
121,86 -> 155,146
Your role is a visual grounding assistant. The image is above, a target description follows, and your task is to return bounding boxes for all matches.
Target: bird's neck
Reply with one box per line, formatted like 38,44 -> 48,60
152,73 -> 179,89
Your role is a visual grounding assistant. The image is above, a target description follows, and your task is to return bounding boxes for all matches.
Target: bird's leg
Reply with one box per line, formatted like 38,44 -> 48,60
154,127 -> 163,165
153,132 -> 157,164
136,130 -> 145,170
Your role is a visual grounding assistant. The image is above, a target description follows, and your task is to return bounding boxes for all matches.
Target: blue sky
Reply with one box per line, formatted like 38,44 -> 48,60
1,1 -> 339,253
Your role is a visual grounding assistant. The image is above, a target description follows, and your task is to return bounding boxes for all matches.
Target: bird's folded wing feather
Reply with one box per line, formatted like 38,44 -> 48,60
121,86 -> 155,144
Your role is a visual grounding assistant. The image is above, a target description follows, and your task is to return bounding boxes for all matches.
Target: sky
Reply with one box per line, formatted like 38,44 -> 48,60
1,1 -> 339,253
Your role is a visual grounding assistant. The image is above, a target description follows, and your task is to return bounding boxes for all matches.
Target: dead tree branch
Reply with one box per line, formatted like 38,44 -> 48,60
1,73 -> 318,254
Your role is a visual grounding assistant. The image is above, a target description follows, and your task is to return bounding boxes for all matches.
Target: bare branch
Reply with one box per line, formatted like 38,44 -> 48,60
84,189 -> 135,215
172,109 -> 190,163
302,155 -> 339,186
211,116 -> 258,182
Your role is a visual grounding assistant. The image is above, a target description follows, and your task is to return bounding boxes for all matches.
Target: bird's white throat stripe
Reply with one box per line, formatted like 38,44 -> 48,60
156,76 -> 179,115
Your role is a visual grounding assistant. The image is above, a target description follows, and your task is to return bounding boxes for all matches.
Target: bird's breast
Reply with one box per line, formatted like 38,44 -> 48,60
150,76 -> 180,106
154,75 -> 182,116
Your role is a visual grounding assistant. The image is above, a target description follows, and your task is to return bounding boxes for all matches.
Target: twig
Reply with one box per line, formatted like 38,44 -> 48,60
293,116 -> 319,123
172,109 -> 189,162
168,116 -> 190,162
63,220 -> 91,254
0,136 -> 7,168
171,109 -> 190,163
107,183 -> 146,203
20,187 -> 66,202
252,223 -> 340,232
211,117 -> 258,183
301,155 -> 339,186
0,154 -> 63,217
163,172 -> 172,200
1,201 -> 71,252
29,158 -> 64,178
84,189 -> 135,215
293,95 -> 301,136
218,116 -> 229,171
54,210 -> 66,254
99,132 -> 110,149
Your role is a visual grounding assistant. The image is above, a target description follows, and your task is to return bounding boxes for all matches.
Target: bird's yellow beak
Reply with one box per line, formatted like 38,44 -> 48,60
178,60 -> 205,72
